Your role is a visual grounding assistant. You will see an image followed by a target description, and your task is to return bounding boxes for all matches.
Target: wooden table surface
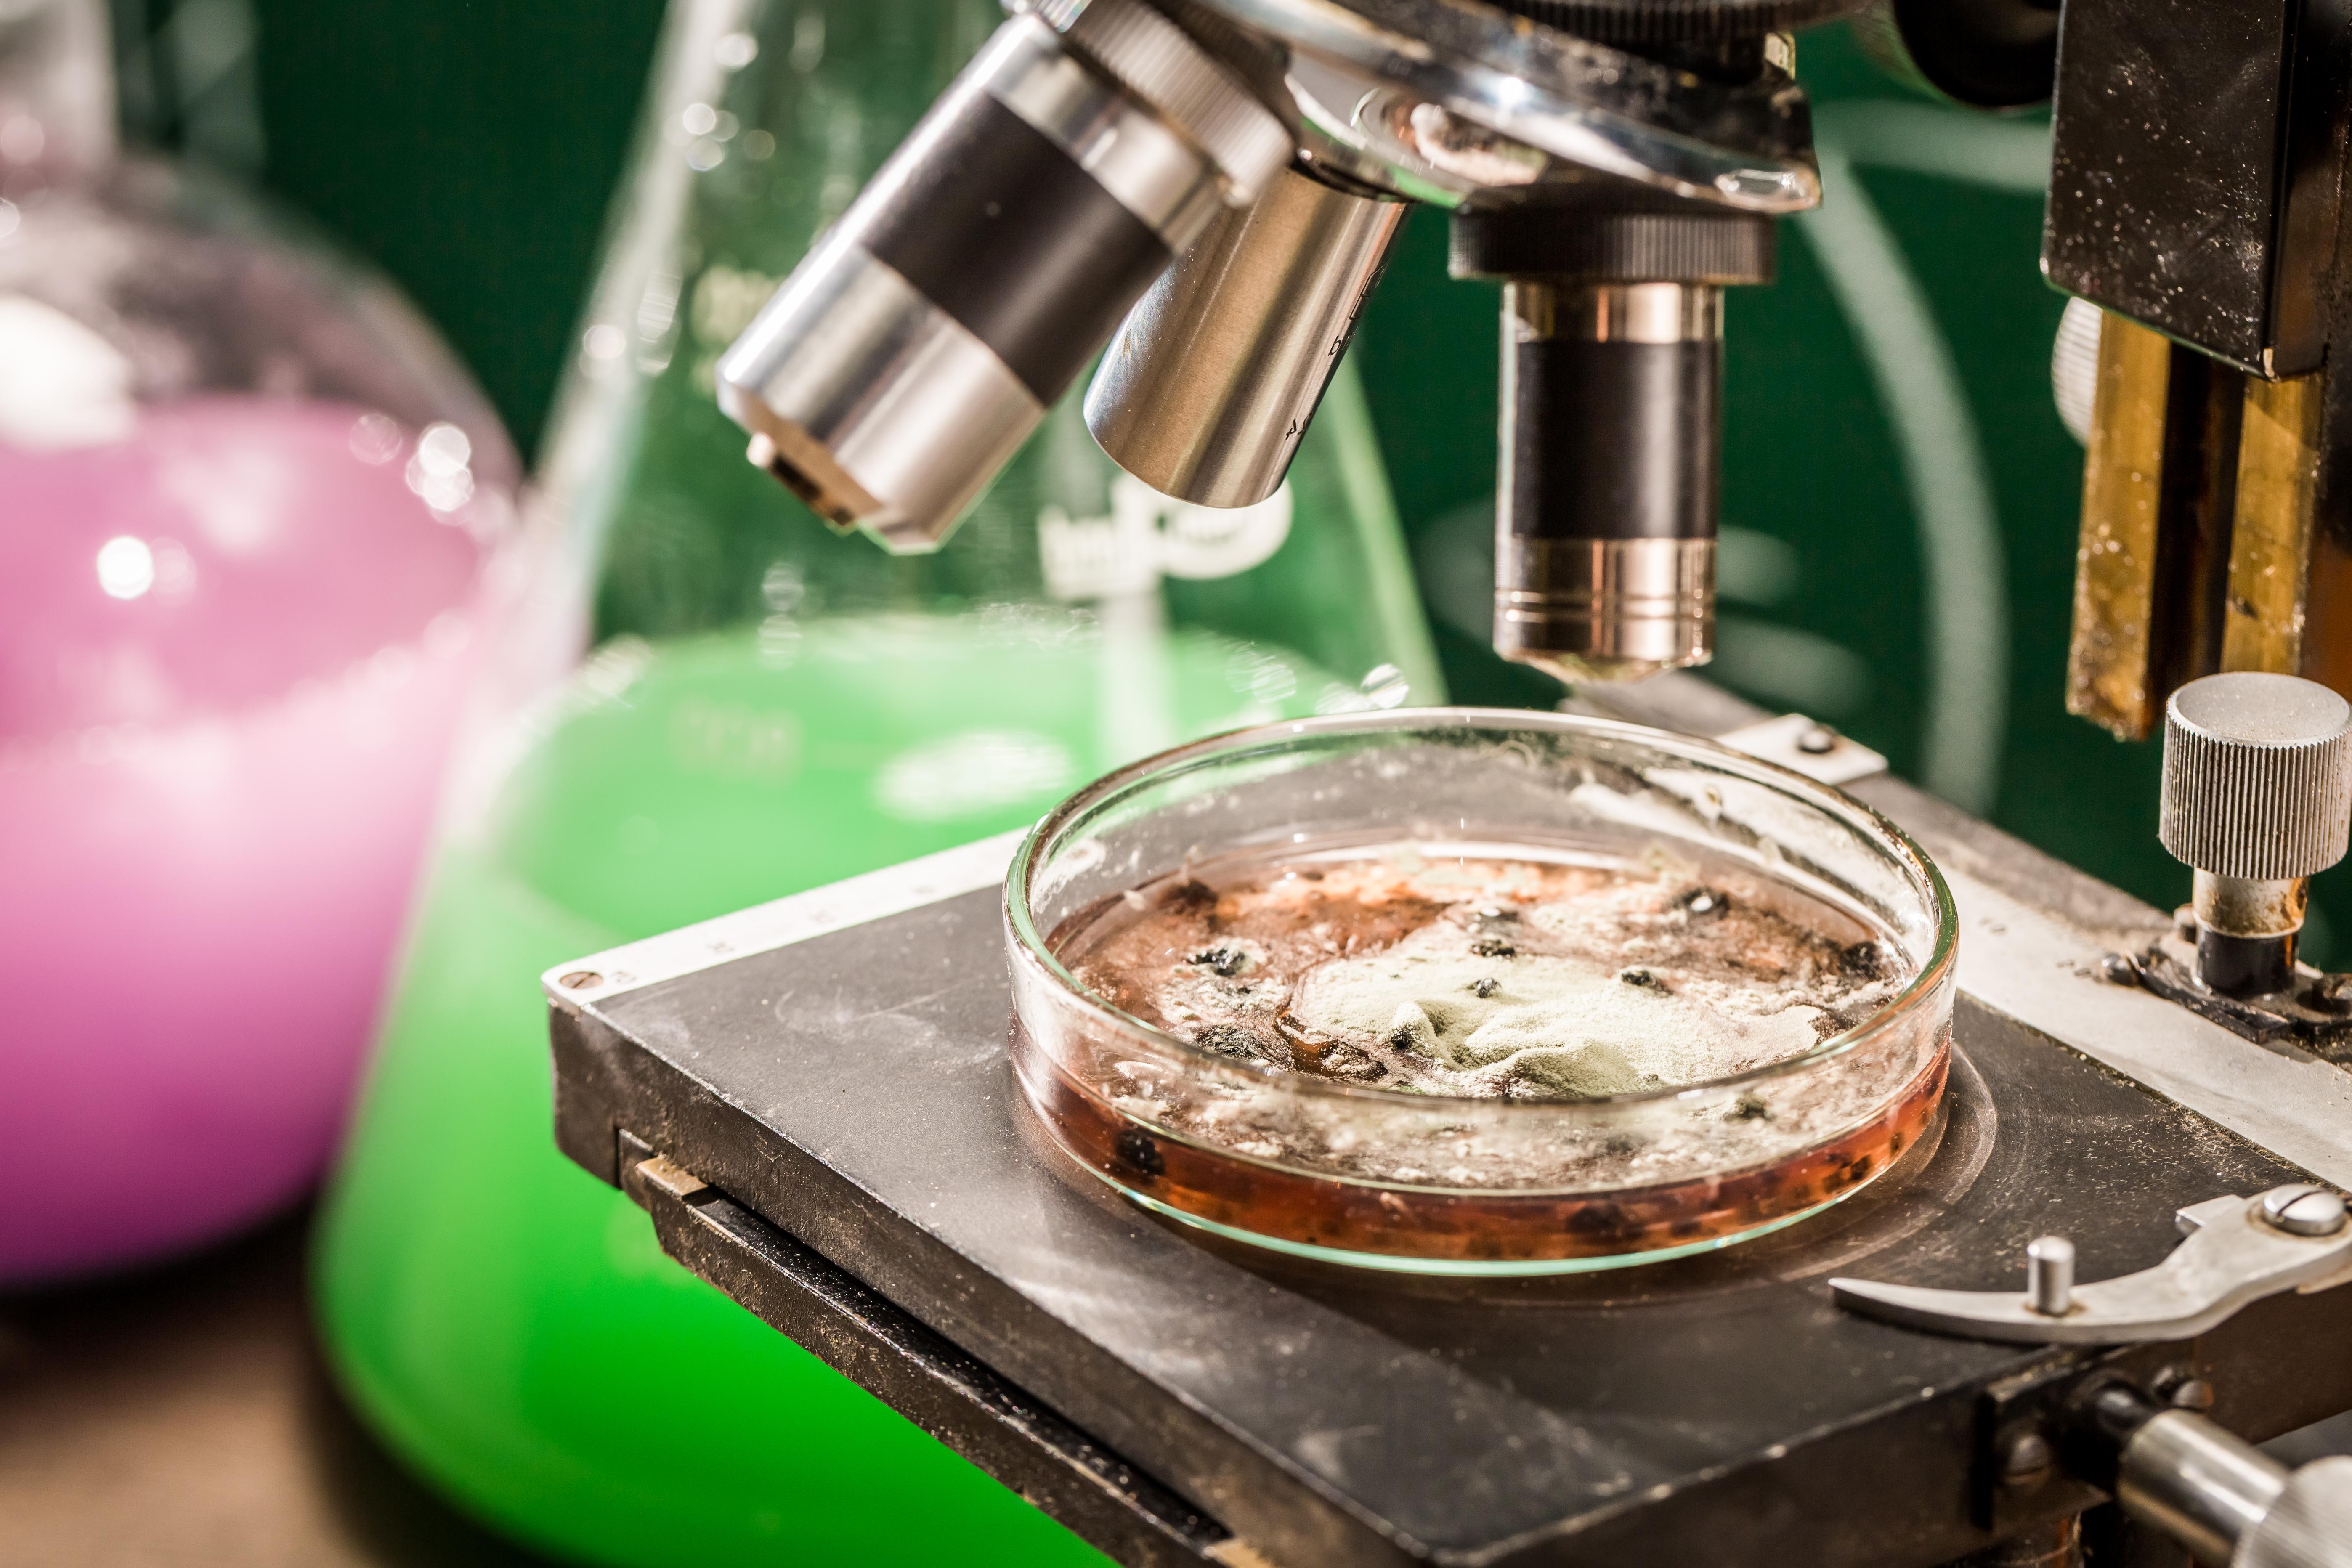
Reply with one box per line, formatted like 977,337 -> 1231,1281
0,1209 -> 560,1568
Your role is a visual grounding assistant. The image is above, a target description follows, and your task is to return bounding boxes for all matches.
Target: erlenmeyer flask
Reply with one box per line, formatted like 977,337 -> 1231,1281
0,0 -> 515,1281
314,1 -> 1437,1563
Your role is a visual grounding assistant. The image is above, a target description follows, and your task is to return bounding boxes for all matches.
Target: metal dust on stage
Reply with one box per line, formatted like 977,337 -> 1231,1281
545,0 -> 2352,1563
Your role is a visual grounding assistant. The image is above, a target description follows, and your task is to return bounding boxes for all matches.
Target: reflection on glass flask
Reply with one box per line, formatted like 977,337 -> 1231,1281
0,0 -> 514,1282
314,1 -> 1439,1565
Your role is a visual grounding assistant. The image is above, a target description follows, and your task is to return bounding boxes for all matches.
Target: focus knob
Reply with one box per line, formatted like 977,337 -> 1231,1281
2161,673 -> 2352,881
2162,674 -> 2352,996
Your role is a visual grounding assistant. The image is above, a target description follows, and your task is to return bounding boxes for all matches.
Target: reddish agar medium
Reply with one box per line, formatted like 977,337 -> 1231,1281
1004,711 -> 1958,1274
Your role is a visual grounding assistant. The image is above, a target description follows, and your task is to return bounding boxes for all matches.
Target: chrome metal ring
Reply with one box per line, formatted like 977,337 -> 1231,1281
1495,535 -> 1716,682
989,17 -> 1226,244
1190,0 -> 1820,210
1026,0 -> 1293,200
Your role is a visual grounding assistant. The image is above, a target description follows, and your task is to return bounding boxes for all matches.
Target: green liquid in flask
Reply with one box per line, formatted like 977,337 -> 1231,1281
320,612 -> 1399,1565
314,3 -> 1438,1557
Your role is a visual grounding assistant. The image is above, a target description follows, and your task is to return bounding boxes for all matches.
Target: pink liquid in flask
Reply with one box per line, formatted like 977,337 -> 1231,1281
0,395 -> 491,1281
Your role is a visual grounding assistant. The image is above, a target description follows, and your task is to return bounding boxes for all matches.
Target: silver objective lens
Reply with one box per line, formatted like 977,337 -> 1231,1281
1450,190 -> 1771,689
715,0 -> 1290,551
1085,162 -> 1405,508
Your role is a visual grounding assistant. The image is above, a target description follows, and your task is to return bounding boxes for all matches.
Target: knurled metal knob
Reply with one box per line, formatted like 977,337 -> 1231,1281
2161,673 -> 2352,880
1028,0 -> 1290,201
1487,0 -> 1871,44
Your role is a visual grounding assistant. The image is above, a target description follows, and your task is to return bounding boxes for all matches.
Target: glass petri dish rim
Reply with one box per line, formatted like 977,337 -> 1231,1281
1115,1182 -> 1859,1275
1004,705 -> 1959,1118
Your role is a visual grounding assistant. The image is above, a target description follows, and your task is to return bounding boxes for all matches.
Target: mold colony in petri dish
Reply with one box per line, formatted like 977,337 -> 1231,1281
1005,713 -> 1957,1274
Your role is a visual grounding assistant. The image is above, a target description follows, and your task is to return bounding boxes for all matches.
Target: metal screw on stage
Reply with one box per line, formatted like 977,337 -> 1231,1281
2026,1236 -> 2075,1317
2260,1185 -> 2348,1237
1999,1430 -> 2055,1491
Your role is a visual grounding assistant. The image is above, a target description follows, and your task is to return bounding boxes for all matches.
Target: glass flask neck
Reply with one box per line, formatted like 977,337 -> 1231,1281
0,0 -> 114,185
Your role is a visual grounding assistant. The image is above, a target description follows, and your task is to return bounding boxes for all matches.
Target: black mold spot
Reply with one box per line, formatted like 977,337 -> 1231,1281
1188,945 -> 1248,977
1114,1127 -> 1165,1177
1471,977 -> 1500,998
1162,879 -> 1217,914
1618,968 -> 1667,991
1471,938 -> 1517,958
1566,1202 -> 1632,1239
1841,941 -> 1888,980
1822,1151 -> 1875,1190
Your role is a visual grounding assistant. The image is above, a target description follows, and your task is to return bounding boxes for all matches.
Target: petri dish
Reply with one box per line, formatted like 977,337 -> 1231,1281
1004,708 -> 1958,1274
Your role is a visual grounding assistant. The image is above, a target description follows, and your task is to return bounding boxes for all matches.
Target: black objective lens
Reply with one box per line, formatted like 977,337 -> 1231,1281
1452,193 -> 1773,683
1496,280 -> 1721,682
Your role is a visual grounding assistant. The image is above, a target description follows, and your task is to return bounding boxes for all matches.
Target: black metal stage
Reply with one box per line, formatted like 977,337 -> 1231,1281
547,687 -> 2352,1568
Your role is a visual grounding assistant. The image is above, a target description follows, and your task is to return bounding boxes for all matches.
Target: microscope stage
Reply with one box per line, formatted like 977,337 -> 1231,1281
548,847 -> 2352,1568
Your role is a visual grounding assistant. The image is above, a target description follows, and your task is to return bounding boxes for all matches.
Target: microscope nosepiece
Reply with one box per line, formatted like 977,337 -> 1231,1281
717,0 -> 1287,552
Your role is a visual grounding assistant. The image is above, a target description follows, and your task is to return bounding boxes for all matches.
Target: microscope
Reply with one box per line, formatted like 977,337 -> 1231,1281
716,0 -> 2352,1015
541,2 -> 2352,1563
712,0 -> 1816,680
